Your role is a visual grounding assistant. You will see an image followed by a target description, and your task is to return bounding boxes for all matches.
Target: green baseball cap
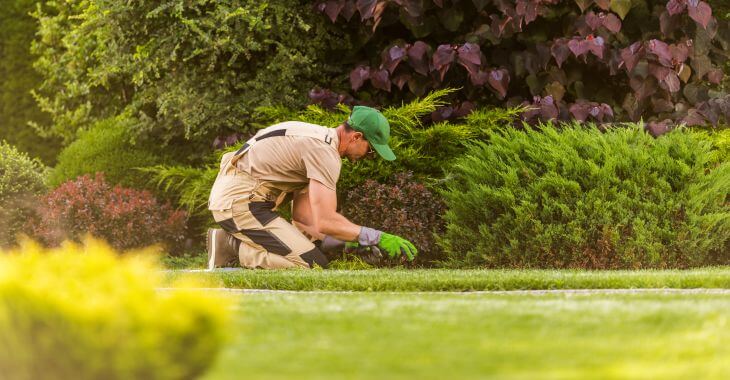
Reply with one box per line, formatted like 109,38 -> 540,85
347,105 -> 396,161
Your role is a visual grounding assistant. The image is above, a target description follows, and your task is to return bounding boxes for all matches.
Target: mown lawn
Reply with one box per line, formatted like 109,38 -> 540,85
166,267 -> 730,291
202,291 -> 730,380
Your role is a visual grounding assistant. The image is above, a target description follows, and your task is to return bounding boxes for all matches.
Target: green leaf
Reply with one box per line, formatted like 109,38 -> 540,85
526,74 -> 542,96
440,8 -> 464,32
545,81 -> 566,102
471,0 -> 490,12
610,0 -> 633,20
574,0 -> 593,13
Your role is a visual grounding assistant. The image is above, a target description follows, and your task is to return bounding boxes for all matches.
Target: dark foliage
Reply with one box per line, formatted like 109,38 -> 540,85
314,0 -> 730,129
342,172 -> 446,265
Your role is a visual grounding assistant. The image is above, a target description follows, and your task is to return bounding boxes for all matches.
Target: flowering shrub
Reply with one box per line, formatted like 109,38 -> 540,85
343,172 -> 446,265
0,238 -> 229,380
28,173 -> 187,251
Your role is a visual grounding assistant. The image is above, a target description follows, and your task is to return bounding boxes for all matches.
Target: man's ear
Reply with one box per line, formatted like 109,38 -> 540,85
353,131 -> 364,140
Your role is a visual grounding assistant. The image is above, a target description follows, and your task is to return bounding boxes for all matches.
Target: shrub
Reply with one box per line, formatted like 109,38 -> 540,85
440,124 -> 729,269
342,172 -> 446,265
49,115 -> 166,190
0,142 -> 47,247
313,0 -> 730,128
28,173 -> 188,251
706,127 -> 730,164
0,238 -> 228,380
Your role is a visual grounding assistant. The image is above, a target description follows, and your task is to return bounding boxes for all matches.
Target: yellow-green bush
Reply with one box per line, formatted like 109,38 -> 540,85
0,238 -> 229,380
0,141 -> 47,248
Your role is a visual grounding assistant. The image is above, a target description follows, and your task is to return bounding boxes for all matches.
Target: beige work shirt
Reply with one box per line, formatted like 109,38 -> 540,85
208,121 -> 341,211
237,121 -> 342,191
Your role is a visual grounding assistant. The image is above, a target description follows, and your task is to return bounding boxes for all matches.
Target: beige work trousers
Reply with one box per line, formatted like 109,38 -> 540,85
211,198 -> 328,269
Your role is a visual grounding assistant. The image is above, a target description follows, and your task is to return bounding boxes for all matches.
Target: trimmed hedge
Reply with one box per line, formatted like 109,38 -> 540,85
49,116 -> 165,191
440,124 -> 729,269
0,238 -> 228,380
0,141 -> 47,247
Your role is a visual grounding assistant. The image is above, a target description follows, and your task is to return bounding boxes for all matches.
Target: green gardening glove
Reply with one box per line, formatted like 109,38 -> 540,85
344,242 -> 360,250
378,233 -> 418,261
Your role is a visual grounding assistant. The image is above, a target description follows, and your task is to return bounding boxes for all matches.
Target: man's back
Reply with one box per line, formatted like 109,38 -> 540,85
237,121 -> 342,192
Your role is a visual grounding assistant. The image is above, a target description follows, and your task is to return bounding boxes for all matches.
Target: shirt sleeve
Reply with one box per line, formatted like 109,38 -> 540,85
302,145 -> 341,191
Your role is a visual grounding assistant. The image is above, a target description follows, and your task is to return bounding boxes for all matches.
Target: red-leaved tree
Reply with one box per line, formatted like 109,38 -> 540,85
313,0 -> 729,132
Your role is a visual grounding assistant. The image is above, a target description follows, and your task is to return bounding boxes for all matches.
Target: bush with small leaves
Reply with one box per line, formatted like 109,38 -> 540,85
49,115 -> 166,191
28,173 -> 187,251
0,238 -> 229,380
0,142 -> 47,247
343,172 -> 446,265
440,124 -> 729,269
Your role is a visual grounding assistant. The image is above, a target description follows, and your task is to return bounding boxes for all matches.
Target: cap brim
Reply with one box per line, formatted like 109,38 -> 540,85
372,143 -> 396,161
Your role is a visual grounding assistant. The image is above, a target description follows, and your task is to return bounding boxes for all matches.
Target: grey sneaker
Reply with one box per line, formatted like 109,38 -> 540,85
206,228 -> 238,270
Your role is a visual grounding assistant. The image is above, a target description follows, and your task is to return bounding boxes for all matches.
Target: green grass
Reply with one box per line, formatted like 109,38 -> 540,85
166,267 -> 730,291
202,291 -> 730,379
160,252 -> 208,269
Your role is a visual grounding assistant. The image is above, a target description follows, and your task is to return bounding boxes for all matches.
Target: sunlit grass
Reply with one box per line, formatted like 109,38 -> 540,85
202,291 -> 730,379
166,267 -> 730,291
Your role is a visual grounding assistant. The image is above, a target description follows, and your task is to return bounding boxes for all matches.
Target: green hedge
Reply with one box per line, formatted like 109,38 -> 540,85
440,125 -> 730,269
0,238 -> 228,379
0,141 -> 47,247
49,116 -> 166,191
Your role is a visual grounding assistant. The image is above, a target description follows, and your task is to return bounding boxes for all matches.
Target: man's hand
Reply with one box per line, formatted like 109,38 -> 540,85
378,233 -> 418,261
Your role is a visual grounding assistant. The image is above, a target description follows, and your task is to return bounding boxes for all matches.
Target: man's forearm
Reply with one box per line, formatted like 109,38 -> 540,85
318,212 -> 361,242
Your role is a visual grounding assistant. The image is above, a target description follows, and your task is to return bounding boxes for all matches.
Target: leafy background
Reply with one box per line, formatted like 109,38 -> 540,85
0,0 -> 727,267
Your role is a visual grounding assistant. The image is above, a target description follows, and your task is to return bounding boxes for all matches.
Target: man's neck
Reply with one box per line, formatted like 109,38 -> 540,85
335,125 -> 348,157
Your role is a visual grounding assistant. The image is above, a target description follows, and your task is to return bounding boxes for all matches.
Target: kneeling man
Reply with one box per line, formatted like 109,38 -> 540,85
206,106 -> 417,269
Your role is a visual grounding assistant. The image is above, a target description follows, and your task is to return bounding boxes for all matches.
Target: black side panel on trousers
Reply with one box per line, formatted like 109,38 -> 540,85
300,247 -> 329,269
240,229 -> 292,255
255,129 -> 287,141
217,218 -> 238,234
248,201 -> 278,226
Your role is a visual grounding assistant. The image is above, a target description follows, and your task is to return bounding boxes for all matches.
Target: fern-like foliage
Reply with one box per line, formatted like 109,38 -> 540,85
138,165 -> 218,217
